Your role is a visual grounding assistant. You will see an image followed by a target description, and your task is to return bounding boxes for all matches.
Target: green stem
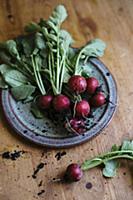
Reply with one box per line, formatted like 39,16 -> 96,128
59,51 -> 66,93
48,54 -> 58,95
31,55 -> 44,95
75,50 -> 83,74
35,58 -> 46,95
66,62 -> 73,73
51,51 -> 55,83
56,28 -> 60,93
104,154 -> 133,162
98,150 -> 133,159
73,100 -> 77,118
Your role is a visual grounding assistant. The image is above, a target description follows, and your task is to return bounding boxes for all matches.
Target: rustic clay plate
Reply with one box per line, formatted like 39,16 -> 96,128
1,58 -> 117,148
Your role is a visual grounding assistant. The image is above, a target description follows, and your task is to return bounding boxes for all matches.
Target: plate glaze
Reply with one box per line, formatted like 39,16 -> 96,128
1,58 -> 117,148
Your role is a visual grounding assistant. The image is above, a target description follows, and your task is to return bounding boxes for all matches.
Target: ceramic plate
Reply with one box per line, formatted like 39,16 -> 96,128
1,58 -> 117,148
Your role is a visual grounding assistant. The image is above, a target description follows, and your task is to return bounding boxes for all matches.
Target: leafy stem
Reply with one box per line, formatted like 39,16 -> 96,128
81,154 -> 133,171
81,140 -> 133,177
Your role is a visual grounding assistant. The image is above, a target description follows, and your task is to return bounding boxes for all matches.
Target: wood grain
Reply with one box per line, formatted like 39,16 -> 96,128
0,0 -> 133,200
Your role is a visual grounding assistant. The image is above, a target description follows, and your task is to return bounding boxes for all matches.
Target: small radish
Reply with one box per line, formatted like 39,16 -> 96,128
68,75 -> 87,93
64,163 -> 83,182
75,100 -> 90,117
38,95 -> 53,109
65,118 -> 86,134
53,94 -> 70,112
86,77 -> 99,94
90,92 -> 105,107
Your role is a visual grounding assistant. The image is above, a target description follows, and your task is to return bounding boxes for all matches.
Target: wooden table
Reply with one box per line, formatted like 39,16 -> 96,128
0,0 -> 133,199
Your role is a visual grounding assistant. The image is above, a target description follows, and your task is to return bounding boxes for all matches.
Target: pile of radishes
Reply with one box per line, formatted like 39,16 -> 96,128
38,75 -> 106,134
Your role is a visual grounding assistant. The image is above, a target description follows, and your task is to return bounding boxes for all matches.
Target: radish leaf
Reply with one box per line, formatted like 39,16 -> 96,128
11,85 -> 36,100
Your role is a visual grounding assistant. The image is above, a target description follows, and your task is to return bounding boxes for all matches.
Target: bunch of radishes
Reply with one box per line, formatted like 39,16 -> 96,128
38,75 -> 106,134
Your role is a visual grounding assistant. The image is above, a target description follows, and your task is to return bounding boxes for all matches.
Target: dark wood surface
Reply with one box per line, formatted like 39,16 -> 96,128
0,1 -> 133,200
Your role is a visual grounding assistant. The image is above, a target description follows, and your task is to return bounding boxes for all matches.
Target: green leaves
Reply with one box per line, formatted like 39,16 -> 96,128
11,85 -> 36,100
4,70 -> 29,87
35,33 -> 46,50
25,22 -> 41,33
81,140 -> 133,178
0,40 -> 20,60
0,77 -> 8,89
121,140 -> 133,151
0,5 -> 107,102
22,37 -> 34,56
0,64 -> 11,74
80,39 -> 106,58
81,158 -> 102,170
48,5 -> 67,26
30,102 -> 44,119
60,30 -> 73,50
103,160 -> 119,177
74,39 -> 106,75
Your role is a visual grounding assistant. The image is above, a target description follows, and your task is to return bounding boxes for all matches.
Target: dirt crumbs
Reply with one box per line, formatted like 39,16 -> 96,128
1,150 -> 25,161
55,151 -> 66,161
37,189 -> 45,196
32,163 -> 45,179
38,180 -> 43,187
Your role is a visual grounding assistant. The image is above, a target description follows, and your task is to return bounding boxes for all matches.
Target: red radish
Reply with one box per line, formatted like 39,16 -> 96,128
64,163 -> 83,182
90,92 -> 105,107
86,77 -> 99,94
68,75 -> 87,93
65,118 -> 86,134
53,94 -> 70,112
38,95 -> 53,109
75,100 -> 90,117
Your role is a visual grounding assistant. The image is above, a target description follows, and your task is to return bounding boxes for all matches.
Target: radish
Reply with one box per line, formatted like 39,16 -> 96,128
53,94 -> 70,112
38,95 -> 53,109
68,75 -> 87,93
65,118 -> 86,134
64,163 -> 83,182
75,100 -> 90,117
90,92 -> 105,107
86,77 -> 99,94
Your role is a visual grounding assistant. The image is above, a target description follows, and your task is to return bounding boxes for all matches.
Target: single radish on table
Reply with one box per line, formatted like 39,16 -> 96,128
75,100 -> 90,117
38,95 -> 53,109
90,92 -> 105,107
68,75 -> 87,93
53,94 -> 70,112
86,77 -> 99,94
64,163 -> 83,182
